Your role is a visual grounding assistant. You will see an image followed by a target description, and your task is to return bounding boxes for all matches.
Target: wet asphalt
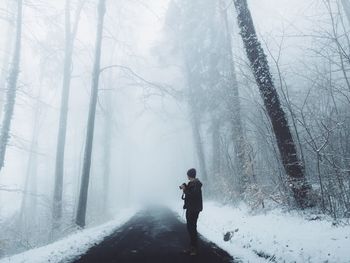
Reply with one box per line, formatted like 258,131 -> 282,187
72,207 -> 239,263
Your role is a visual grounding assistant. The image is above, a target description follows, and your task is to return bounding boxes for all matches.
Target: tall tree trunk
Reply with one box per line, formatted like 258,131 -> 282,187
0,2 -> 15,121
52,0 -> 84,232
233,0 -> 311,208
19,81 -> 42,232
182,55 -> 208,182
221,1 -> 252,193
183,59 -> 208,182
102,74 -> 113,215
0,0 -> 23,171
76,0 -> 106,228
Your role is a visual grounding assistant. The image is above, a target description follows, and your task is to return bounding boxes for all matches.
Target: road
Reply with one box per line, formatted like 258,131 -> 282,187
72,207 -> 239,263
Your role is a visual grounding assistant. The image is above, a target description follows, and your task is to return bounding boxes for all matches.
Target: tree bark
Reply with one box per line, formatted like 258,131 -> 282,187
76,0 -> 106,228
0,0 -> 23,171
52,0 -> 84,231
233,0 -> 311,208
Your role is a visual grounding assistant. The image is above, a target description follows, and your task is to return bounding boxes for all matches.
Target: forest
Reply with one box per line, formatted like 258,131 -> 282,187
0,0 -> 349,262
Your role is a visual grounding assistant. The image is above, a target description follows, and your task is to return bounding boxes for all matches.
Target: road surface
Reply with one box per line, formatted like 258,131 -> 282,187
72,207 -> 239,263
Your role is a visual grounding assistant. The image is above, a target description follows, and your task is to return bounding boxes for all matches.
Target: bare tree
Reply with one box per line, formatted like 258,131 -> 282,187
19,79 -> 43,234
0,0 -> 23,171
100,60 -> 114,216
101,88 -> 112,215
233,0 -> 312,208
52,0 -> 85,233
221,0 -> 253,193
183,62 -> 208,182
0,1 -> 15,121
76,0 -> 106,228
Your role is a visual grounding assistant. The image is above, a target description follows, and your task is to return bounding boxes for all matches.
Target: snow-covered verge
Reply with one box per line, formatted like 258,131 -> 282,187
0,208 -> 138,263
171,201 -> 350,263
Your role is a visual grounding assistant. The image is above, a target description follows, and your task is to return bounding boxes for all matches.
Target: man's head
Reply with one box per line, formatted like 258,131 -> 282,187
187,168 -> 196,180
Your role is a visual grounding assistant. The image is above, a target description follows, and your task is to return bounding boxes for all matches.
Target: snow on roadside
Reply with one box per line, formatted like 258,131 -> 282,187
0,208 -> 138,263
171,201 -> 350,263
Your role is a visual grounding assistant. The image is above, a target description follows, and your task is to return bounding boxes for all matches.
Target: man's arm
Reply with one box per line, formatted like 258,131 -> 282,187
183,183 -> 198,198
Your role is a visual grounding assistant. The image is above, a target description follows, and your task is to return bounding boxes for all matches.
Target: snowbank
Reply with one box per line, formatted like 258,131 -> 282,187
0,208 -> 137,263
172,201 -> 350,263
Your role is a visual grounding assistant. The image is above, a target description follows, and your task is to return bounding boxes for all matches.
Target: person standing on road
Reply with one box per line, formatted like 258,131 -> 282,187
180,168 -> 203,256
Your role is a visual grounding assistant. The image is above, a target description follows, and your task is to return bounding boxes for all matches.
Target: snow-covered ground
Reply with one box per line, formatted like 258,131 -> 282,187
0,208 -> 137,263
172,201 -> 350,263
2,202 -> 349,263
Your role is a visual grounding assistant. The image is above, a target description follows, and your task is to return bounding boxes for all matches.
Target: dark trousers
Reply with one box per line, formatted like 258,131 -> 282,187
185,209 -> 200,248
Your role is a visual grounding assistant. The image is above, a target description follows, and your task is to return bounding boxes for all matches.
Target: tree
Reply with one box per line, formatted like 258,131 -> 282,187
221,0 -> 253,193
183,53 -> 209,182
233,0 -> 311,208
0,0 -> 23,171
165,0 -> 254,191
19,79 -> 43,234
76,0 -> 106,228
164,0 -> 216,182
52,0 -> 84,233
188,88 -> 208,182
101,64 -> 114,216
0,1 -> 15,121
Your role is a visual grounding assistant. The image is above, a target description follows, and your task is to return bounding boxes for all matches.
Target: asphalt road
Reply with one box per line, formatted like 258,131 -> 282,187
72,207 -> 239,263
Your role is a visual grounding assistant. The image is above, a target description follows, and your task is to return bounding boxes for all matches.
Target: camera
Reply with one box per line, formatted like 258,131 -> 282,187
179,183 -> 187,190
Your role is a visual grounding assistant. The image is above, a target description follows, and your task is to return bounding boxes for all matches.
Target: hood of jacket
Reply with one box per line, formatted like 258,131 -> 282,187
190,178 -> 202,188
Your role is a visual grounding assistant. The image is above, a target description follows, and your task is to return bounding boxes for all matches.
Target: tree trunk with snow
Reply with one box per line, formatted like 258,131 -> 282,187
233,0 -> 311,208
76,0 -> 106,228
52,0 -> 84,233
0,0 -> 23,171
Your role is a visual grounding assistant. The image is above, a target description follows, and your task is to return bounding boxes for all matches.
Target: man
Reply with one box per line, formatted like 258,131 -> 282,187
180,168 -> 203,256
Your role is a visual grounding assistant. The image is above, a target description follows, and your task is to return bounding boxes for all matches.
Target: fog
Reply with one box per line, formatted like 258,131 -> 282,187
1,0 -> 350,258
0,0 -> 187,214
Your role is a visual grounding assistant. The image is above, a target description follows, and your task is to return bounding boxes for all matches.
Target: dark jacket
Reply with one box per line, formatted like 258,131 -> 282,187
183,179 -> 203,212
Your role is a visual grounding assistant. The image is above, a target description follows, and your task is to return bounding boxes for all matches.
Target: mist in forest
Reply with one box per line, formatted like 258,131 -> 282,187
1,0 -> 350,259
0,0 -> 185,215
